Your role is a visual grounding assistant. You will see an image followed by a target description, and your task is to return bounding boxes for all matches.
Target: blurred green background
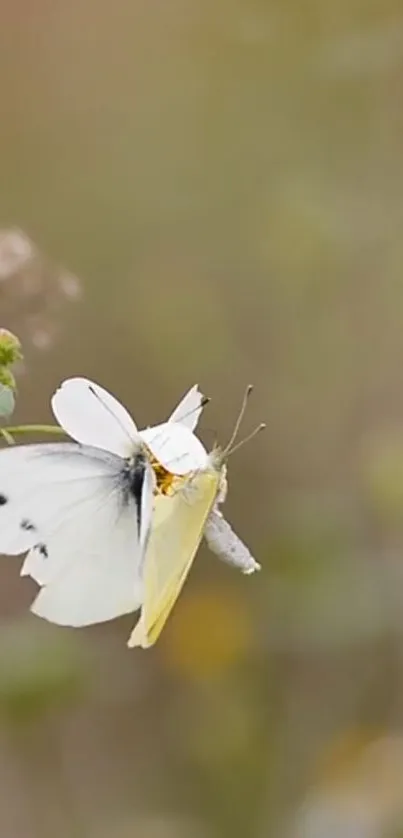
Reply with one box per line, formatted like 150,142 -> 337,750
2,1 -> 403,836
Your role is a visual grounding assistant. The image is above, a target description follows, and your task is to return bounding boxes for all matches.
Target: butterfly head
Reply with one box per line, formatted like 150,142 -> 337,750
209,385 -> 265,471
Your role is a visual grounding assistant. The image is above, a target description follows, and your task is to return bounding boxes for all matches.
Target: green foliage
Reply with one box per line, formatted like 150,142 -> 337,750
0,329 -> 21,423
0,384 -> 15,419
0,329 -> 22,368
0,624 -> 85,727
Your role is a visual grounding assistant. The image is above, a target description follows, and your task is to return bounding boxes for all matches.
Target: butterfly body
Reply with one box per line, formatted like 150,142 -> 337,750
121,449 -> 153,538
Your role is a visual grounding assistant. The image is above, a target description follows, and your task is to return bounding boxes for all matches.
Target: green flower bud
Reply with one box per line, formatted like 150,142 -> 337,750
0,330 -> 22,367
0,368 -> 16,390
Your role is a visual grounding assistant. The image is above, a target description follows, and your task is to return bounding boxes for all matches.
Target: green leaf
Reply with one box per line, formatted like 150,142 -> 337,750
0,384 -> 15,418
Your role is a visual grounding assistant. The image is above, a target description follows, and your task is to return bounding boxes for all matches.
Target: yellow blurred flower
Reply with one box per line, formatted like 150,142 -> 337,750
162,588 -> 252,680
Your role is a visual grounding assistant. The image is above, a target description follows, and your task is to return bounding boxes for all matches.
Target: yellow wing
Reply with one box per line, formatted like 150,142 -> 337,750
128,469 -> 219,648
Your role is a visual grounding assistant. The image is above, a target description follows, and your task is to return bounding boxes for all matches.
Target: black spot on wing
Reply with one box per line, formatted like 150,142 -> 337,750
38,543 -> 48,559
20,519 -> 36,532
0,494 -> 7,505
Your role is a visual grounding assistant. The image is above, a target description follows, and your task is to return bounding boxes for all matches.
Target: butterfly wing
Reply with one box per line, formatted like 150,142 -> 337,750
141,421 -> 207,475
51,377 -> 139,457
137,384 -> 208,474
0,443 -> 120,555
128,469 -> 219,648
204,509 -> 261,574
30,487 -> 147,626
0,443 -> 152,626
168,385 -> 205,430
21,544 -> 48,585
52,377 -> 207,472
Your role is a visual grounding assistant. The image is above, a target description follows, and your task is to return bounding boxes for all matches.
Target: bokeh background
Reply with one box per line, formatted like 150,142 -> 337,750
2,1 -> 403,836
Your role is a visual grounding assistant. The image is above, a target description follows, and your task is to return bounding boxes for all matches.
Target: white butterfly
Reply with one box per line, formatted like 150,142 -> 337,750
0,377 -> 261,644
129,387 -> 263,648
0,377 -> 206,628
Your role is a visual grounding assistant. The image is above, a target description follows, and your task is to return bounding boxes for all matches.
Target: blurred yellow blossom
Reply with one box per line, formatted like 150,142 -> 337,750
163,588 -> 252,680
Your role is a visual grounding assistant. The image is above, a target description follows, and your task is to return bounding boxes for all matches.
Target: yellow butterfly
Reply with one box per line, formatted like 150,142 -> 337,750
129,386 -> 264,648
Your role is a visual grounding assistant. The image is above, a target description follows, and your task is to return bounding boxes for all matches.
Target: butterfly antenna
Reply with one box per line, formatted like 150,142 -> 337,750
226,422 -> 266,458
222,384 -> 254,455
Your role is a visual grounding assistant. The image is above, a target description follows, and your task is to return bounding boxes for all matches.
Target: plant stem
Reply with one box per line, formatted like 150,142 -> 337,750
1,425 -> 66,437
0,428 -> 15,445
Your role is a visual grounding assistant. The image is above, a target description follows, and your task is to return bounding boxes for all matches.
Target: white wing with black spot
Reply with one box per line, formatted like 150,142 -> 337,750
29,488 -> 147,627
0,443 -> 152,626
0,443 -> 119,555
